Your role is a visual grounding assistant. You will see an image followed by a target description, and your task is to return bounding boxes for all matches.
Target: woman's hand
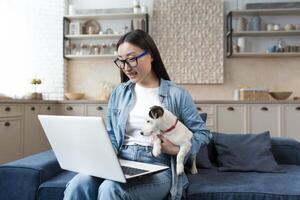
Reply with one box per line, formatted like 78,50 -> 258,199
157,135 -> 179,155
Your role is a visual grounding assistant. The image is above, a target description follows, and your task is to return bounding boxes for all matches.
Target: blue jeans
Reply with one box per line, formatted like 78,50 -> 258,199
63,145 -> 172,200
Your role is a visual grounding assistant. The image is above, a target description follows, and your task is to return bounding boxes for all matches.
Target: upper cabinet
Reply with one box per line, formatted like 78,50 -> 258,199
226,8 -> 300,58
63,12 -> 149,60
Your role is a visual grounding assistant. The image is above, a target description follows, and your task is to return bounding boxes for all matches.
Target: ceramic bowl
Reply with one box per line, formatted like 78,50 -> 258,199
65,92 -> 85,100
269,91 -> 292,100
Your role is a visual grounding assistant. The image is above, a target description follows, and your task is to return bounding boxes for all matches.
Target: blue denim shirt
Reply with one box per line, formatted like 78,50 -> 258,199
106,78 -> 211,200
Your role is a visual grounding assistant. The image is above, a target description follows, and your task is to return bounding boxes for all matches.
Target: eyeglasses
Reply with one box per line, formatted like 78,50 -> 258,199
114,51 -> 148,69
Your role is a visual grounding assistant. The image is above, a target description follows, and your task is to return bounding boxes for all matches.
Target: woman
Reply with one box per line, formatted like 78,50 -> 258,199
64,29 -> 211,200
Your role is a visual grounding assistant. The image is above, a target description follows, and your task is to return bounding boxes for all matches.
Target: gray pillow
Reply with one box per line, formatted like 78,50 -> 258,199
213,131 -> 283,172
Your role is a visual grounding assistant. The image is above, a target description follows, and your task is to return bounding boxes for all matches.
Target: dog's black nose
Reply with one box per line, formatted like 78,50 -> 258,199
140,131 -> 144,135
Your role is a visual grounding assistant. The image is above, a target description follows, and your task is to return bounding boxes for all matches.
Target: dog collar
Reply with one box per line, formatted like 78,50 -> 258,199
160,118 -> 179,134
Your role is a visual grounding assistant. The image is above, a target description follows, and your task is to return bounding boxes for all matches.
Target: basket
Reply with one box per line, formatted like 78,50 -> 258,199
240,89 -> 270,101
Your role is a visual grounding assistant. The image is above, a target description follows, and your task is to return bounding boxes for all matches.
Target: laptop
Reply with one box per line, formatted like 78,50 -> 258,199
38,115 -> 169,183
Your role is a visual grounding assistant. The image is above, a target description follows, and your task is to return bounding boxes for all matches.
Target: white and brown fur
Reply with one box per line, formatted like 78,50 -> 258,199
140,106 -> 197,175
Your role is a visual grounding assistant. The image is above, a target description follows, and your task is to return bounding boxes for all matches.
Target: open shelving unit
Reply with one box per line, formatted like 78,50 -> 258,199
226,8 -> 300,58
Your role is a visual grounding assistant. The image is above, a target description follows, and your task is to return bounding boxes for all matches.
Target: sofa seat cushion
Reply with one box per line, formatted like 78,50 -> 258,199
187,165 -> 300,200
38,171 -> 77,200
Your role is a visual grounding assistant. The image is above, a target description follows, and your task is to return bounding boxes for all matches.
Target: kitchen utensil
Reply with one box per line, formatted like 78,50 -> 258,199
269,91 -> 292,100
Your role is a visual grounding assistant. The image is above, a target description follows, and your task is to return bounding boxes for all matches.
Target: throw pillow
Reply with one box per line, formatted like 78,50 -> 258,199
213,131 -> 283,172
196,145 -> 213,169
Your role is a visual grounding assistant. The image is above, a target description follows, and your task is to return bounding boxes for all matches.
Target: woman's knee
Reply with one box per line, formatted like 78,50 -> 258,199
98,180 -> 126,199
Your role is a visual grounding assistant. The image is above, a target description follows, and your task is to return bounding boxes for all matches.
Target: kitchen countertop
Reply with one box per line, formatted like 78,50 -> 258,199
1,99 -> 300,104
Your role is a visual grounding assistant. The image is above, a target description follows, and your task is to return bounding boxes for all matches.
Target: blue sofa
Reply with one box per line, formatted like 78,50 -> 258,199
1,136 -> 300,200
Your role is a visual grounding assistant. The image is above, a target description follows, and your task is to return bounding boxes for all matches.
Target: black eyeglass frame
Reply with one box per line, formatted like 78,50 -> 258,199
114,51 -> 148,69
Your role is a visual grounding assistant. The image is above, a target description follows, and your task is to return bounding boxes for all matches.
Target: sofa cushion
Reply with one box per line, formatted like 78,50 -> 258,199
38,171 -> 77,200
213,131 -> 282,172
187,164 -> 300,200
196,146 -> 213,169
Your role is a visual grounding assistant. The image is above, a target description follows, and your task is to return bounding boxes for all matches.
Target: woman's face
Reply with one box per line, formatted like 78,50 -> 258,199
117,42 -> 157,86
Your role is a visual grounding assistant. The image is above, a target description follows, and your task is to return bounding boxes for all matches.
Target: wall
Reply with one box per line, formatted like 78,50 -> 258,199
67,0 -> 300,100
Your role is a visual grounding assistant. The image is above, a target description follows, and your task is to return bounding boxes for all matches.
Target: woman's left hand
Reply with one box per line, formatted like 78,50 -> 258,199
157,135 -> 179,155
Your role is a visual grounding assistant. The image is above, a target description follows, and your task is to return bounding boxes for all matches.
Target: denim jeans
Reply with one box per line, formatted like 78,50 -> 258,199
63,145 -> 172,200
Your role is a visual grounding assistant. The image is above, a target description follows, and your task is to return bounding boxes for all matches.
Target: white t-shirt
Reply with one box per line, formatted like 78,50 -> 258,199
124,84 -> 161,146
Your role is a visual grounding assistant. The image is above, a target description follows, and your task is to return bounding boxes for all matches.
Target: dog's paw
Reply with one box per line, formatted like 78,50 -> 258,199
176,164 -> 184,175
152,148 -> 161,157
190,166 -> 198,174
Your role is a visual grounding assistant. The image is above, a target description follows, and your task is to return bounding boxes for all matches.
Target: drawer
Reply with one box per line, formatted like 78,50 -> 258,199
86,104 -> 107,117
57,104 -> 85,116
195,104 -> 214,114
0,104 -> 23,118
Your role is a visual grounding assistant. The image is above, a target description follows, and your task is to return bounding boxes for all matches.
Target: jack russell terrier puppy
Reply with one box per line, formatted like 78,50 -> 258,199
140,105 -> 197,175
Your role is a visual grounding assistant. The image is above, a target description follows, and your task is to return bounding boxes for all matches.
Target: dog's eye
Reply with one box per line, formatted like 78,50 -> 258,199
146,120 -> 150,123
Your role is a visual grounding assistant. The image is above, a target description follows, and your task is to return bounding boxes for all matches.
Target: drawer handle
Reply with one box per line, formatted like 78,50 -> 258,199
296,107 -> 300,111
4,122 -> 10,127
66,106 -> 73,111
5,107 -> 11,112
96,106 -> 103,111
227,107 -> 234,111
31,107 -> 36,111
196,107 -> 202,111
47,106 -> 51,110
261,107 -> 269,111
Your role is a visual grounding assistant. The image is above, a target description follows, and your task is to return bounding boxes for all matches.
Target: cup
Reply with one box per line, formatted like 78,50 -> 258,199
266,24 -> 273,31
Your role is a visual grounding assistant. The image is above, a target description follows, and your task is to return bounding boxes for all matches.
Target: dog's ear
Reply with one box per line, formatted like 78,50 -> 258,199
149,106 -> 164,119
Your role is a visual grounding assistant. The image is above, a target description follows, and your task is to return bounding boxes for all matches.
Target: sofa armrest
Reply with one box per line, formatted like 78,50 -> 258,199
0,150 -> 63,200
271,137 -> 300,165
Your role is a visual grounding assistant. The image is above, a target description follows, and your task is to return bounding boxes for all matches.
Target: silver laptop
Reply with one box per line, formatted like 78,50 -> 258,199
38,115 -> 169,183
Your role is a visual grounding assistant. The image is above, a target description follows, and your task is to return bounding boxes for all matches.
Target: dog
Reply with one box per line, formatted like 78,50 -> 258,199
140,105 -> 198,175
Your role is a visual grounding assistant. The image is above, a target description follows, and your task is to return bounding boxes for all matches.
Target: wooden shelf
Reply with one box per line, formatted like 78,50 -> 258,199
232,30 -> 300,37
229,52 -> 300,58
65,34 -> 122,39
64,13 -> 148,20
229,8 -> 300,16
65,54 -> 116,59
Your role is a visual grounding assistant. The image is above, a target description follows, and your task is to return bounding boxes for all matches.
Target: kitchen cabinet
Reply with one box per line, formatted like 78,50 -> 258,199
216,104 -> 247,133
63,12 -> 149,60
248,104 -> 281,137
0,118 -> 22,164
39,104 -> 56,151
226,8 -> 300,58
86,104 -> 108,121
283,104 -> 300,141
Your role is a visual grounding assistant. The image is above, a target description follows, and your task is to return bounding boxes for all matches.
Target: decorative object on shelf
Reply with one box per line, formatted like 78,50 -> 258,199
82,20 -> 101,34
30,78 -> 43,100
237,37 -> 246,52
237,17 -> 248,31
122,25 -> 129,34
248,16 -> 262,31
276,38 -> 286,52
103,28 -> 114,35
284,24 -> 295,31
266,23 -> 273,31
69,22 -> 82,35
75,8 -> 133,15
133,0 -> 141,13
269,91 -> 292,100
273,24 -> 281,31
232,44 -> 240,53
65,92 -> 85,100
295,24 -> 300,30
240,88 -> 270,101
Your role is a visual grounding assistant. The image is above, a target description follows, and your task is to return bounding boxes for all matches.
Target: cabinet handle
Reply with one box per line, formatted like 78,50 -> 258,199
31,107 -> 36,111
227,107 -> 234,111
261,107 -> 269,111
47,106 -> 51,110
296,107 -> 300,111
66,106 -> 73,111
96,106 -> 103,111
4,122 -> 10,127
196,107 -> 202,111
5,107 -> 11,112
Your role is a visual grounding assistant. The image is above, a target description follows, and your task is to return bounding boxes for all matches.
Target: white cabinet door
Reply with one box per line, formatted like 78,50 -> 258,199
86,104 -> 108,123
24,105 -> 41,156
216,104 -> 247,133
248,104 -> 281,137
283,104 -> 300,141
0,119 -> 22,164
57,104 -> 85,116
39,104 -> 57,151
195,104 -> 215,131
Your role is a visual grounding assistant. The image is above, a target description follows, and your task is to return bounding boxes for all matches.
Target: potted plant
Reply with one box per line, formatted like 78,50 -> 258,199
30,78 -> 42,100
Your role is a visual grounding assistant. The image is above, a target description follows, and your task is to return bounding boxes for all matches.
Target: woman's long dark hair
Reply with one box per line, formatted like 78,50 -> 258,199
116,29 -> 171,83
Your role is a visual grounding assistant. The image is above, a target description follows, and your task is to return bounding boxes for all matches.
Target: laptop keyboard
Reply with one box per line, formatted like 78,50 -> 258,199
121,166 -> 149,176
